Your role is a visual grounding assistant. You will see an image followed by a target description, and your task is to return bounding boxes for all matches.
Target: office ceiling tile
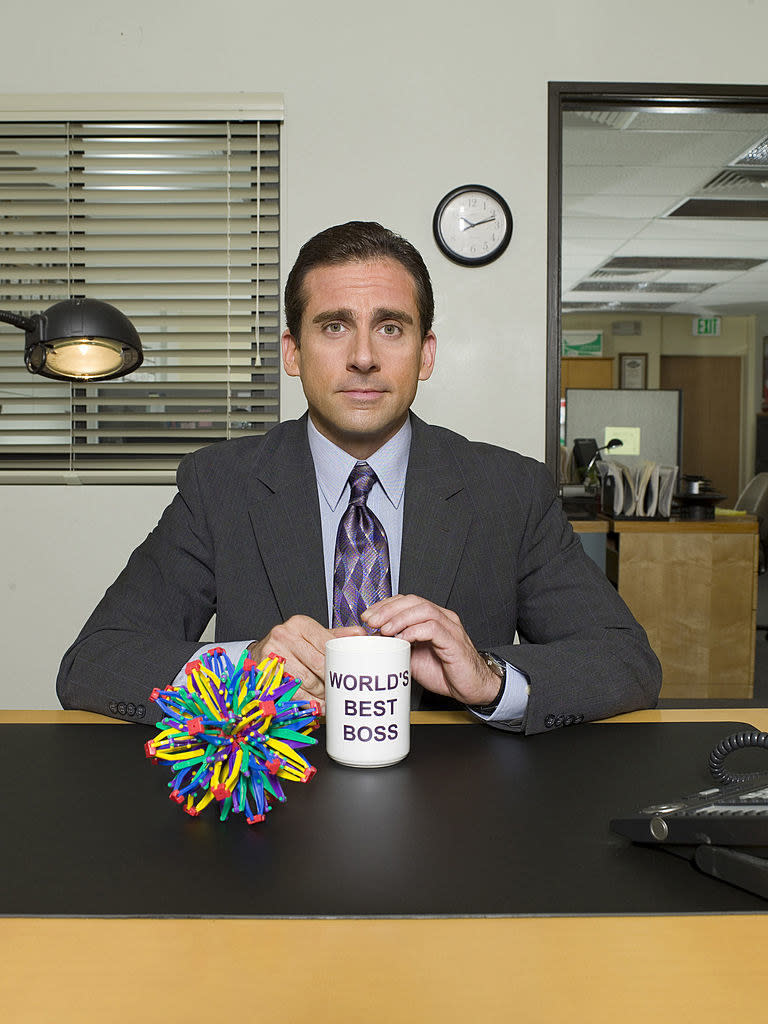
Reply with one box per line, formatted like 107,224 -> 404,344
561,103 -> 768,314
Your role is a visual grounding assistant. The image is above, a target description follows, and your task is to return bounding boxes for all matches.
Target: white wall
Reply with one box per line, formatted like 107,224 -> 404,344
1,486 -> 175,708
3,0 -> 768,707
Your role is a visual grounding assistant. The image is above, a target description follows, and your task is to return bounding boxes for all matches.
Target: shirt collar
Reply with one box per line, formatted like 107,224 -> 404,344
307,415 -> 412,512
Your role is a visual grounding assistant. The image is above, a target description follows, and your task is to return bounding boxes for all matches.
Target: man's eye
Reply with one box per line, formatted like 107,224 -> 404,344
325,322 -> 344,334
381,323 -> 401,336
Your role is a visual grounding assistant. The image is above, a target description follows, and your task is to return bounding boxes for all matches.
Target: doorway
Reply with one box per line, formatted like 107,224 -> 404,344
660,355 -> 742,503
546,83 -> 768,485
547,83 -> 768,704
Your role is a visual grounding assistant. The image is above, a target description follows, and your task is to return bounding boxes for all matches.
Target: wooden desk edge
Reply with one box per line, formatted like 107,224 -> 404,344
570,518 -> 610,533
569,516 -> 758,535
2,915 -> 767,1023
4,707 -> 768,729
609,517 -> 758,534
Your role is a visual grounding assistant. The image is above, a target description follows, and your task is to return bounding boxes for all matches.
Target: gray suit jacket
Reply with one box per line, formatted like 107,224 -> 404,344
56,414 -> 661,734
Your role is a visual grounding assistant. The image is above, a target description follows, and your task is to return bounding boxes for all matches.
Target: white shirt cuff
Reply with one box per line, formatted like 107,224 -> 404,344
170,640 -> 253,688
468,660 -> 529,728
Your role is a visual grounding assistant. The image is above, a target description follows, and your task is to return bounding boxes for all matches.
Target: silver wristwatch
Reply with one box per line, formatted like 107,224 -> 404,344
470,650 -> 506,714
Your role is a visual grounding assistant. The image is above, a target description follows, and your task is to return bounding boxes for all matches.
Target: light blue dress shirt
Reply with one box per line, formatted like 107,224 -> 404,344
176,415 -> 529,726
306,414 -> 409,624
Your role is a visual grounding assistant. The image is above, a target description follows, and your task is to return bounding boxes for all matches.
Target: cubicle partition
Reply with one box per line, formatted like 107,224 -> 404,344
565,388 -> 682,471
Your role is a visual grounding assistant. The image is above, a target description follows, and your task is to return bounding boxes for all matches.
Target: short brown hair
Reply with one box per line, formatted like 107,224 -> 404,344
284,221 -> 434,341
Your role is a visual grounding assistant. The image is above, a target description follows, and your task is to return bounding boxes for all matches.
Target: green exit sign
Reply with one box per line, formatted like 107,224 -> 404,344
692,316 -> 721,337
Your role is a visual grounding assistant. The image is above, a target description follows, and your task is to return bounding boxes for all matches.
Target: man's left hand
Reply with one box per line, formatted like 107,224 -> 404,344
361,594 -> 502,706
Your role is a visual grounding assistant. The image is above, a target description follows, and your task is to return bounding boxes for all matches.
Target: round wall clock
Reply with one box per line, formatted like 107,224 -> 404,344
433,184 -> 513,266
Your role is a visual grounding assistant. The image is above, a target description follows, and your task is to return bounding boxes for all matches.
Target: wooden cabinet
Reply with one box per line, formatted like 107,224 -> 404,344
561,357 -> 613,397
609,518 -> 759,699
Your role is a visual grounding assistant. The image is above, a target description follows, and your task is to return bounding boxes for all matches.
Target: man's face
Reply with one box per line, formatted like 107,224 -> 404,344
281,258 -> 436,459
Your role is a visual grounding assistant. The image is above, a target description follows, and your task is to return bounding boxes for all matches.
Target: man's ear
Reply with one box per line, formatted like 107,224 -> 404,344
281,329 -> 301,377
418,331 -> 437,381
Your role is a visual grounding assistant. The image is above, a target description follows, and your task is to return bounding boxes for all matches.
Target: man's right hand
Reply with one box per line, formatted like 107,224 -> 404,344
247,615 -> 365,711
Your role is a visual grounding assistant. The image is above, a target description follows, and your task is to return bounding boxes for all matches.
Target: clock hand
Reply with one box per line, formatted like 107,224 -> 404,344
459,215 -> 497,231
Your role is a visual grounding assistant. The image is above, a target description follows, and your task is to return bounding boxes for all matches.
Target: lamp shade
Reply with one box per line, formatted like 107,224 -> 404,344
21,298 -> 143,381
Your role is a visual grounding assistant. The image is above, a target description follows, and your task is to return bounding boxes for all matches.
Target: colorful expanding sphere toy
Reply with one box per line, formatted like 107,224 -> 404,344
144,648 -> 321,824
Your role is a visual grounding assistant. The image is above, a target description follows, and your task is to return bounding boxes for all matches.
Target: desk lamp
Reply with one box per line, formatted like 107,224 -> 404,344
0,298 -> 143,381
585,436 -> 623,478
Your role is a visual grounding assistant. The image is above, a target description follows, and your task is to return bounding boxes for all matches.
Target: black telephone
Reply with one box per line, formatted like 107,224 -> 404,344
610,730 -> 768,899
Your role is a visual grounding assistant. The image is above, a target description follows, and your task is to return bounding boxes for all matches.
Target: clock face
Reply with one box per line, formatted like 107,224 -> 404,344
433,185 -> 513,266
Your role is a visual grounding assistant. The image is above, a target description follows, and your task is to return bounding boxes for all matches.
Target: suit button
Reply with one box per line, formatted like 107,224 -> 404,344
554,715 -> 565,728
574,714 -> 584,724
108,701 -> 118,714
117,702 -> 127,715
545,715 -> 556,729
136,704 -> 146,719
126,703 -> 136,717
564,714 -> 575,726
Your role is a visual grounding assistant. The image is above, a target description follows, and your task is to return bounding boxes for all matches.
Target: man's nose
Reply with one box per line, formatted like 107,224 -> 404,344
347,332 -> 379,372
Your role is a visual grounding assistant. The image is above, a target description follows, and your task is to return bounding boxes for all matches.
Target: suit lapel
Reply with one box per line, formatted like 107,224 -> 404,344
247,418 -> 328,624
245,415 -> 473,625
399,417 -> 473,606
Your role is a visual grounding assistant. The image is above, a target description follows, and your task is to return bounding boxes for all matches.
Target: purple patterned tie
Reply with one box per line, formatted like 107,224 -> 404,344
332,462 -> 392,627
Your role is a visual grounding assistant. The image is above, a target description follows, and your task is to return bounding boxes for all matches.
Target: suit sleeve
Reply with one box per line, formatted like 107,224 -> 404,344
56,453 -> 218,723
488,462 -> 662,736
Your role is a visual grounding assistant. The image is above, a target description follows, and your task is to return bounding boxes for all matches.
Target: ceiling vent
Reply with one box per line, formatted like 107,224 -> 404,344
573,281 -> 709,294
563,301 -> 675,312
732,136 -> 768,166
602,255 -> 765,272
667,198 -> 768,219
590,268 -> 658,279
611,320 -> 642,335
701,168 -> 768,196
569,109 -> 638,130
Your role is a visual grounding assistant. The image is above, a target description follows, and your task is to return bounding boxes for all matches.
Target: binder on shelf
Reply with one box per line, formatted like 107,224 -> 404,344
597,460 -> 678,519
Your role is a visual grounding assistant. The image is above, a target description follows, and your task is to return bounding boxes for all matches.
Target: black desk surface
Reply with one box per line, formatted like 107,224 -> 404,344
2,720 -> 766,917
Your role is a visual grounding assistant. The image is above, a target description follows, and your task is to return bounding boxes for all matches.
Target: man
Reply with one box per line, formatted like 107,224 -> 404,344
57,221 -> 661,733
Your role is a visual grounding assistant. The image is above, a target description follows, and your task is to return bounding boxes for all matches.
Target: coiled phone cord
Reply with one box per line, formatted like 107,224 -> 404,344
708,730 -> 768,785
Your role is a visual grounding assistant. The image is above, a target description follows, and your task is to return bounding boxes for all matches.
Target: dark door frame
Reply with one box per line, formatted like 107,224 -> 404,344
546,81 -> 768,482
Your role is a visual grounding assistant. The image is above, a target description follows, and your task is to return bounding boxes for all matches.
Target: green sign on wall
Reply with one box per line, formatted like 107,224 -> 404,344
692,316 -> 721,337
562,330 -> 603,356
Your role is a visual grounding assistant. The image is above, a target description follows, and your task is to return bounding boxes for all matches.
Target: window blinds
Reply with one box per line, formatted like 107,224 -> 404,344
0,119 -> 280,474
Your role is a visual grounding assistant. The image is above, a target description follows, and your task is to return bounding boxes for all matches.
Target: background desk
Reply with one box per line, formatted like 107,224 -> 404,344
570,516 -> 608,572
608,518 -> 759,700
1,708 -> 767,1023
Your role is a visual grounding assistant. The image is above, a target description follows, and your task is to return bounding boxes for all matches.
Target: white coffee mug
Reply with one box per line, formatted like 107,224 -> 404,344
324,635 -> 411,768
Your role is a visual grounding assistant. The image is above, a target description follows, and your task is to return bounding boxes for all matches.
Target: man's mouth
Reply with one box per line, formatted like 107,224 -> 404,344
341,387 -> 385,398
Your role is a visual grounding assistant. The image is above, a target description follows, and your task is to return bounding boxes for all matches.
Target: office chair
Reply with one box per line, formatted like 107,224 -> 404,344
735,473 -> 768,573
735,473 -> 768,637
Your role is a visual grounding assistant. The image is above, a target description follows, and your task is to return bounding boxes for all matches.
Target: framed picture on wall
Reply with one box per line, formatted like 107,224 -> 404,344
619,353 -> 647,390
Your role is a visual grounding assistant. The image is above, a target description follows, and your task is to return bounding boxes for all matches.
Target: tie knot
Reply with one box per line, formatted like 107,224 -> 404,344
348,462 -> 377,505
